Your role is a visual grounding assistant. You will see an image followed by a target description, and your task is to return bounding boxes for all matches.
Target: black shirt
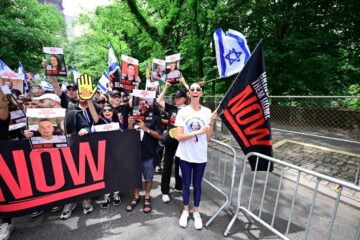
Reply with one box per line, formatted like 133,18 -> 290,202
0,114 -> 10,141
141,114 -> 163,161
114,104 -> 131,129
165,103 -> 185,130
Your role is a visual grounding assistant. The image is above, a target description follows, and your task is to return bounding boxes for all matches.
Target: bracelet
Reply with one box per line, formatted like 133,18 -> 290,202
147,128 -> 151,134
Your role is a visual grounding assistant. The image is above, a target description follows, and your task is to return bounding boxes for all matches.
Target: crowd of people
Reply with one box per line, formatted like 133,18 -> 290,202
0,64 -> 217,240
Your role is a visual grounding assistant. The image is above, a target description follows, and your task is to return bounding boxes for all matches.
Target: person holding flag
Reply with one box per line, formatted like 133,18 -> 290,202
175,82 -> 217,230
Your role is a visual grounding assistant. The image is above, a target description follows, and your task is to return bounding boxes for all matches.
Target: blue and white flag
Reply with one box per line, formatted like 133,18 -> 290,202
214,28 -> 251,78
18,61 -> 29,91
108,43 -> 120,75
97,71 -> 110,93
71,66 -> 81,83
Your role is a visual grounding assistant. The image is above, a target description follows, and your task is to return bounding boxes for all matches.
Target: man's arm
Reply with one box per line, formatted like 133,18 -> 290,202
157,81 -> 171,109
47,76 -> 62,96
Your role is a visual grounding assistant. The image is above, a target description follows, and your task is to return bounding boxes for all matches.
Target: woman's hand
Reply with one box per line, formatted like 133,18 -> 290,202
128,116 -> 135,129
194,126 -> 208,135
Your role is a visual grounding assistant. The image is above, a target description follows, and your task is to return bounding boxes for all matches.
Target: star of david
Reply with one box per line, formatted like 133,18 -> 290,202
224,48 -> 242,65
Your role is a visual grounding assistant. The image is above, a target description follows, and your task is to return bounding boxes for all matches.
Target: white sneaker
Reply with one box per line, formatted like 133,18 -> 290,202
179,210 -> 189,228
0,223 -> 14,240
60,203 -> 76,220
193,212 -> 203,230
162,194 -> 170,203
82,199 -> 93,214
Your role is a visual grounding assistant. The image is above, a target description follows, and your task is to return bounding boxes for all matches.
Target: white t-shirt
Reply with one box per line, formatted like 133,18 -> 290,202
175,105 -> 212,163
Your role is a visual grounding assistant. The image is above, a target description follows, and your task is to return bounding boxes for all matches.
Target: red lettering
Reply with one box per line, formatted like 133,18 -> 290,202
228,85 -> 257,115
30,149 -> 65,193
244,117 -> 272,146
0,150 -> 33,202
226,85 -> 271,147
223,109 -> 250,147
235,103 -> 263,125
62,140 -> 106,185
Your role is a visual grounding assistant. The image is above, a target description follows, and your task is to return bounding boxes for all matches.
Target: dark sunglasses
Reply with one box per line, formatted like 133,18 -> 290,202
189,87 -> 202,92
97,100 -> 106,104
103,108 -> 112,112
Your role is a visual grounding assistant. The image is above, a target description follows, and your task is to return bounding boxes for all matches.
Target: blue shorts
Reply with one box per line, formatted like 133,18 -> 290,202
142,159 -> 154,181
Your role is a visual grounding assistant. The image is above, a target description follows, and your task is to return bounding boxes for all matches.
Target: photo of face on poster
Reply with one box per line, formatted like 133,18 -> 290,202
146,79 -> 160,96
132,90 -> 156,124
120,55 -> 140,91
43,47 -> 67,77
26,108 -> 68,149
0,86 -> 27,131
165,53 -> 181,84
151,58 -> 166,82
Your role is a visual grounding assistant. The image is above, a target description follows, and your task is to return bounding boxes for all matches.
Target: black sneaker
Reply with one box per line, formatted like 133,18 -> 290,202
113,194 -> 121,206
101,198 -> 110,208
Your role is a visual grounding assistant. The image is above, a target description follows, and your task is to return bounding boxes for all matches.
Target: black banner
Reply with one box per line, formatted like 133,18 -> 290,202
0,130 -> 142,218
220,40 -> 273,171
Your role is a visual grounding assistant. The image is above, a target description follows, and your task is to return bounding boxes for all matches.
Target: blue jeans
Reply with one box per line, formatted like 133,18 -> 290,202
179,160 -> 206,207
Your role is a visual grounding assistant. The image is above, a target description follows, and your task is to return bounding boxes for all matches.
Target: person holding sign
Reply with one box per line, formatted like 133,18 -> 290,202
157,77 -> 189,203
175,83 -> 217,230
126,101 -> 163,214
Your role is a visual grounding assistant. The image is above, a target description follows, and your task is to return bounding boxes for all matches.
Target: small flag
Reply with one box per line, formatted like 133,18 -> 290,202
97,71 -> 110,93
220,40 -> 272,171
108,43 -> 120,75
214,28 -> 251,78
18,61 -> 29,92
71,66 -> 81,83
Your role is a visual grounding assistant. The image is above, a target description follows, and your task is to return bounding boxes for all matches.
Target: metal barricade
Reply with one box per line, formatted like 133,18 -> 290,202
204,138 -> 239,227
224,152 -> 360,239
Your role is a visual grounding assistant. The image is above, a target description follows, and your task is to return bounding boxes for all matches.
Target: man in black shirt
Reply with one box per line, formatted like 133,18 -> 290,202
126,101 -> 163,213
110,89 -> 131,130
157,78 -> 189,203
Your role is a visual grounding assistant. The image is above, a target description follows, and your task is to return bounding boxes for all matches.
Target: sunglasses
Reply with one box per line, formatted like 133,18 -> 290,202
190,87 -> 202,92
97,100 -> 105,104
103,108 -> 112,112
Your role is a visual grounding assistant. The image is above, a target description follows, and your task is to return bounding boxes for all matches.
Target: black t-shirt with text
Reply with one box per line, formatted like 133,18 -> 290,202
141,113 -> 163,161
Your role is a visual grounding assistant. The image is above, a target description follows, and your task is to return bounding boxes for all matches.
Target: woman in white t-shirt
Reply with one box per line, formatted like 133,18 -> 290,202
174,82 -> 217,230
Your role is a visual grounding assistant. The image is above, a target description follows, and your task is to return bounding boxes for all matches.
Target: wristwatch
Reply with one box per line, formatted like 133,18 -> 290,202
147,128 -> 151,134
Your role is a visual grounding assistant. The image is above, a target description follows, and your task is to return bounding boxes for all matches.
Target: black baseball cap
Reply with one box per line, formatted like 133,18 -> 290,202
66,83 -> 78,90
110,90 -> 121,97
175,89 -> 187,98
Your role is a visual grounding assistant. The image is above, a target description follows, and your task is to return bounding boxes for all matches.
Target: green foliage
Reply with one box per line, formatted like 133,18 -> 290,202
0,0 -> 66,72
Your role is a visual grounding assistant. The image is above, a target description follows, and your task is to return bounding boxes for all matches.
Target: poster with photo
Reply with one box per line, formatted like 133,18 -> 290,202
165,53 -> 181,84
132,90 -> 156,123
43,47 -> 67,77
26,108 -> 68,149
1,85 -> 26,131
151,58 -> 166,82
120,55 -> 140,91
146,79 -> 160,96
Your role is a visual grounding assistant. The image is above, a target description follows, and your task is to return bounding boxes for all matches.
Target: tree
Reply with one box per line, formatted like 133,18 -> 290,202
0,0 -> 66,72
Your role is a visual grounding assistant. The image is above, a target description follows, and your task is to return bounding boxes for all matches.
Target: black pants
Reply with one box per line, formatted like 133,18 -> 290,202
161,138 -> 182,194
2,218 -> 11,224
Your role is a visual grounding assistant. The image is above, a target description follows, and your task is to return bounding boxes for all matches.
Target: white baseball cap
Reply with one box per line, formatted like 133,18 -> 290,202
32,93 -> 61,103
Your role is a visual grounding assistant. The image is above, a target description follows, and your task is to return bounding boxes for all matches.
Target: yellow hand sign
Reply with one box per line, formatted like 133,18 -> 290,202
77,74 -> 98,100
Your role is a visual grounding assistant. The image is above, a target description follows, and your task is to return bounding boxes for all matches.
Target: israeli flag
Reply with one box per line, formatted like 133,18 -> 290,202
214,28 -> 251,78
108,43 -> 120,75
18,61 -> 29,91
97,71 -> 110,93
71,66 -> 81,83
